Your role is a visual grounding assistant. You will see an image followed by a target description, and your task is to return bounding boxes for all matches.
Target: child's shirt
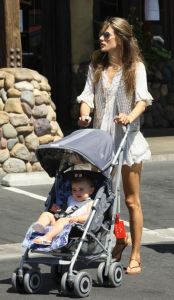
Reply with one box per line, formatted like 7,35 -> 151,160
66,196 -> 92,217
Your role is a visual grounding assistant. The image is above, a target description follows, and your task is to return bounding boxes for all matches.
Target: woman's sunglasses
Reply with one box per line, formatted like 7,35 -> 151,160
99,31 -> 115,40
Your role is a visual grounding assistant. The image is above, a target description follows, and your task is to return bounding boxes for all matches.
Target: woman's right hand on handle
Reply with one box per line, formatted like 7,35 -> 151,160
114,113 -> 132,125
78,115 -> 92,127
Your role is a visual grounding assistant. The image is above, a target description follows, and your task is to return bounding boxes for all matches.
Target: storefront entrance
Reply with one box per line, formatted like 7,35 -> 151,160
20,0 -> 72,132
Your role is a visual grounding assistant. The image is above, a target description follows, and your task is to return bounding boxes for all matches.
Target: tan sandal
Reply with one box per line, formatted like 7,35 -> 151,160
112,234 -> 131,261
126,259 -> 141,275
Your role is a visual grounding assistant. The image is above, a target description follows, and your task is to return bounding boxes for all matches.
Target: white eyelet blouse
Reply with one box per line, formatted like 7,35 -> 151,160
77,62 -> 153,166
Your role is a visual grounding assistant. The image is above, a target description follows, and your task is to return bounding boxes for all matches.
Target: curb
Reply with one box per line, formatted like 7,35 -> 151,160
0,243 -> 47,261
1,172 -> 54,187
147,154 -> 174,163
1,151 -> 174,187
1,155 -> 174,187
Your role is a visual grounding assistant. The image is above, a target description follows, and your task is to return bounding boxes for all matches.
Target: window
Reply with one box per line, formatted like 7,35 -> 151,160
20,0 -> 42,72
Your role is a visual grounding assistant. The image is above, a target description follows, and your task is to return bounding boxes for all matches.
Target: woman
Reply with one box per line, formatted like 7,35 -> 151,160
77,17 -> 153,274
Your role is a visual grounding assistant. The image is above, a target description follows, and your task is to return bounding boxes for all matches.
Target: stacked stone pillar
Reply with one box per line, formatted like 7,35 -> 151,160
0,68 -> 63,175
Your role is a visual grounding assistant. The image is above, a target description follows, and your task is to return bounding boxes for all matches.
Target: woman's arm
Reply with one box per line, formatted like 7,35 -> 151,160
114,62 -> 153,125
77,64 -> 94,127
114,100 -> 147,125
78,102 -> 92,127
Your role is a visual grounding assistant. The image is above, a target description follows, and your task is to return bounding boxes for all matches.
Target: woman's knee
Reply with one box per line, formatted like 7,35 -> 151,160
125,195 -> 141,211
122,164 -> 142,210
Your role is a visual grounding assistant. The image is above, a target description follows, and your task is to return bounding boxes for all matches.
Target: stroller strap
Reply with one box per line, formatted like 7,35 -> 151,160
54,197 -> 92,220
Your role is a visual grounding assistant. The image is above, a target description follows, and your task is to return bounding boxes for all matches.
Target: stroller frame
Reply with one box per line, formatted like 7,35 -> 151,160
11,125 -> 131,297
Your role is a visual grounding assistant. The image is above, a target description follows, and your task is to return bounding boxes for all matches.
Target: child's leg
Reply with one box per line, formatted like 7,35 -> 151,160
33,217 -> 70,244
35,212 -> 56,227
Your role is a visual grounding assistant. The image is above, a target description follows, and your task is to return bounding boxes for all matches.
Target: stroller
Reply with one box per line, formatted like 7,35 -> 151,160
11,126 -> 130,297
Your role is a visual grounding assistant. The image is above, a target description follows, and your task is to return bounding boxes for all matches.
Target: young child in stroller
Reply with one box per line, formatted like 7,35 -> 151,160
33,175 -> 95,245
24,175 -> 95,248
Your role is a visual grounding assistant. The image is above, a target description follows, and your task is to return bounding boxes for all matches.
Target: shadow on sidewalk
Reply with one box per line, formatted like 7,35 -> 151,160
142,128 -> 174,137
144,243 -> 174,254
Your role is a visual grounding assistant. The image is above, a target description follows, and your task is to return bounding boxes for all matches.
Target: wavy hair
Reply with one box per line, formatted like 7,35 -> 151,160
92,17 -> 144,97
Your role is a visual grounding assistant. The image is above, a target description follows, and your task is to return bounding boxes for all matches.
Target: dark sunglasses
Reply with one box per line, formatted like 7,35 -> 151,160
99,31 -> 115,40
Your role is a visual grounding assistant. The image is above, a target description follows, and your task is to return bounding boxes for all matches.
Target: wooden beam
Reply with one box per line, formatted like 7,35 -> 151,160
42,0 -> 72,131
0,0 -> 22,67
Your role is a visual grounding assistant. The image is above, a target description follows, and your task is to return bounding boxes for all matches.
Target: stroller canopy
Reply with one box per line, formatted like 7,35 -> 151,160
36,129 -> 114,177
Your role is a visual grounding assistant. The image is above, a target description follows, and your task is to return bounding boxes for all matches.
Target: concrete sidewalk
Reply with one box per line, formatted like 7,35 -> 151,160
1,135 -> 174,187
146,136 -> 174,162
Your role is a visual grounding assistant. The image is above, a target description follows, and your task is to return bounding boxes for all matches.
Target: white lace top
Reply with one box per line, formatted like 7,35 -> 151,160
77,62 -> 153,166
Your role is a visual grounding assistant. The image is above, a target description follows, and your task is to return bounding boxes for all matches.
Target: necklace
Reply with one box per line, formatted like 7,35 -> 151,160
102,73 -> 112,109
109,63 -> 121,71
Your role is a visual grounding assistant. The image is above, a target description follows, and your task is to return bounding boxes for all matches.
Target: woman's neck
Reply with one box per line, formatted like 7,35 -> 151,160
108,52 -> 122,69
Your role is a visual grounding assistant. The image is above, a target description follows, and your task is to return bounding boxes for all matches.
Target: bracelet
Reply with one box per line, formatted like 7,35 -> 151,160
82,115 -> 91,122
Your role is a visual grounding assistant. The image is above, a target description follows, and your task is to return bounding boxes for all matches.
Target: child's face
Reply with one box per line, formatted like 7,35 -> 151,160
70,154 -> 82,165
72,181 -> 94,201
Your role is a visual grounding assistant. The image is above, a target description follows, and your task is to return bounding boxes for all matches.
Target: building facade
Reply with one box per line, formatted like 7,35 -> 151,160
0,0 -> 174,132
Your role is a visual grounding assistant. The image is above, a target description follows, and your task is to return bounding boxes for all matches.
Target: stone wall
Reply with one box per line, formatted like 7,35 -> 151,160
143,60 -> 174,128
0,68 -> 63,175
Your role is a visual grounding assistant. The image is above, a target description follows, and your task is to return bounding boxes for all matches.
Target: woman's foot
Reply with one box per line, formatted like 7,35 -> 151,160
112,234 -> 131,261
125,259 -> 141,275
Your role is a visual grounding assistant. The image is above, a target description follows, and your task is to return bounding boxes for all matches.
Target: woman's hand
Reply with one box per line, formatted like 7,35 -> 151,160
114,113 -> 132,125
78,115 -> 92,127
114,101 -> 147,125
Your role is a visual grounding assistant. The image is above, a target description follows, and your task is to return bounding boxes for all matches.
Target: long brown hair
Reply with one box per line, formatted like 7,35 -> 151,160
92,17 -> 144,97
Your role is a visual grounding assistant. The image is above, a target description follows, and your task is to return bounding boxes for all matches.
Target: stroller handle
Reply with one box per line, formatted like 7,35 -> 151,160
110,124 -> 132,168
123,123 -> 139,133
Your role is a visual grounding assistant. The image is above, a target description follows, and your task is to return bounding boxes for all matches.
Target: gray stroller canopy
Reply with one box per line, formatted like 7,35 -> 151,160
36,129 -> 114,177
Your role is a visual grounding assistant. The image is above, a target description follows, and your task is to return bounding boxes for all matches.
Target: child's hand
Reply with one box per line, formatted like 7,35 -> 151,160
50,204 -> 61,213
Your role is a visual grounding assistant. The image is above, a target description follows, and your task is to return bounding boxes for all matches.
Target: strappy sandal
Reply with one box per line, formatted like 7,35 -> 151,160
125,259 -> 141,275
112,234 -> 131,261
33,236 -> 52,246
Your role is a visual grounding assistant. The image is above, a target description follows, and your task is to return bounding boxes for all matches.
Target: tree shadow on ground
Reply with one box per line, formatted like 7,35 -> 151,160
144,243 -> 174,254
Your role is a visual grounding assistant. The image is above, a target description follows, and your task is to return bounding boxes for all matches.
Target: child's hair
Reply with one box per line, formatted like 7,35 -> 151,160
71,175 -> 94,187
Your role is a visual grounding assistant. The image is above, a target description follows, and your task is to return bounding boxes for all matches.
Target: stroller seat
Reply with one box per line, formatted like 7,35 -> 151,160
22,170 -> 110,255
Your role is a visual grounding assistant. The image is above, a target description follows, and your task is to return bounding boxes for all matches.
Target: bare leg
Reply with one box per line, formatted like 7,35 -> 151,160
35,211 -> 56,227
112,234 -> 131,262
33,217 -> 70,244
32,212 -> 56,238
122,163 -> 143,274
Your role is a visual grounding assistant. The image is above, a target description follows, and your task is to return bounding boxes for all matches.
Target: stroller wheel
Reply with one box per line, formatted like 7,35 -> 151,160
74,271 -> 92,298
97,262 -> 109,286
108,262 -> 123,287
23,269 -> 42,294
11,267 -> 28,293
61,272 -> 74,296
